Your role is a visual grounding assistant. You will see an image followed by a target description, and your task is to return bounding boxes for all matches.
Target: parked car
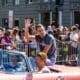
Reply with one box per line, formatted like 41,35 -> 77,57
0,50 -> 80,80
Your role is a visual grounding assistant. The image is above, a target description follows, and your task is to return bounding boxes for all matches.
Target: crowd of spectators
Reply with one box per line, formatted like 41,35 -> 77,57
47,23 -> 80,65
0,17 -> 80,72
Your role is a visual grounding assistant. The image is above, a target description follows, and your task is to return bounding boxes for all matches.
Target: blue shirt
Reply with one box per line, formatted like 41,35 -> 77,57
35,34 -> 57,60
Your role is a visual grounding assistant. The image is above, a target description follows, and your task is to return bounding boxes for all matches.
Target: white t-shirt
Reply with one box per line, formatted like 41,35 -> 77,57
38,66 -> 51,73
70,32 -> 79,48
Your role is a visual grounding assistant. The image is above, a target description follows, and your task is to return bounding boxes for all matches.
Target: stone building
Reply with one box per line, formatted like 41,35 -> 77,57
0,0 -> 80,29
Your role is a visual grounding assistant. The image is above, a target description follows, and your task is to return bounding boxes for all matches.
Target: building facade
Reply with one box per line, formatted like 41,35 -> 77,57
0,0 -> 80,29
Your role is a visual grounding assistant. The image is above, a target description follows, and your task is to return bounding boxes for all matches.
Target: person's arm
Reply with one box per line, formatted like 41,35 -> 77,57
42,44 -> 52,54
25,20 -> 35,42
43,36 -> 54,54
1,38 -> 8,45
11,41 -> 16,50
24,19 -> 29,41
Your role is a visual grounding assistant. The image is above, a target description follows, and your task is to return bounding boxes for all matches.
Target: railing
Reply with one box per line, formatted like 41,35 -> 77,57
56,39 -> 80,66
0,42 -> 38,66
0,39 -> 80,66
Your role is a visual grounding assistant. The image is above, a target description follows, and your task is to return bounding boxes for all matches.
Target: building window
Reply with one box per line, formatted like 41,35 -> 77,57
25,0 -> 33,4
2,0 -> 8,6
14,19 -> 19,27
41,12 -> 50,27
13,0 -> 20,5
74,11 -> 80,26
2,18 -> 8,29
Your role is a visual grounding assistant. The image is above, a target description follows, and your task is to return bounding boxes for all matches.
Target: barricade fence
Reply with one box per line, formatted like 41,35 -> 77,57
0,39 -> 80,66
16,42 -> 38,57
0,42 -> 38,67
56,39 -> 80,66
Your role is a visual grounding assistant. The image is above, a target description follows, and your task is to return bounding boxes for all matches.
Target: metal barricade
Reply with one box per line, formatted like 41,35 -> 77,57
56,39 -> 79,66
0,40 -> 80,67
15,41 -> 80,66
0,49 -> 9,66
16,42 -> 38,57
0,42 -> 38,67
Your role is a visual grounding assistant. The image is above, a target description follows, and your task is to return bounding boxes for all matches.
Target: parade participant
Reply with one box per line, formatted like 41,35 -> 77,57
36,52 -> 51,73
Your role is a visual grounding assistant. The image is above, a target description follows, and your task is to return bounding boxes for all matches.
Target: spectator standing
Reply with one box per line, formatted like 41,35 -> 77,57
25,18 -> 37,56
25,18 -> 35,42
1,30 -> 16,50
69,26 -> 79,65
12,27 -> 21,43
70,26 -> 79,49
35,24 -> 57,66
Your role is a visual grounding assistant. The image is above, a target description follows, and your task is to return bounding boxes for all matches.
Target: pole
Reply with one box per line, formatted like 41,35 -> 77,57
59,11 -> 62,26
50,11 -> 52,24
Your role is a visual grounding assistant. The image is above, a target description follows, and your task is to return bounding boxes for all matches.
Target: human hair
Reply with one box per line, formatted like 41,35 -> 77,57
75,24 -> 79,28
51,21 -> 56,26
13,28 -> 19,36
37,52 -> 47,61
25,17 -> 34,24
0,27 -> 3,31
71,26 -> 77,31
35,24 -> 44,30
5,30 -> 10,37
